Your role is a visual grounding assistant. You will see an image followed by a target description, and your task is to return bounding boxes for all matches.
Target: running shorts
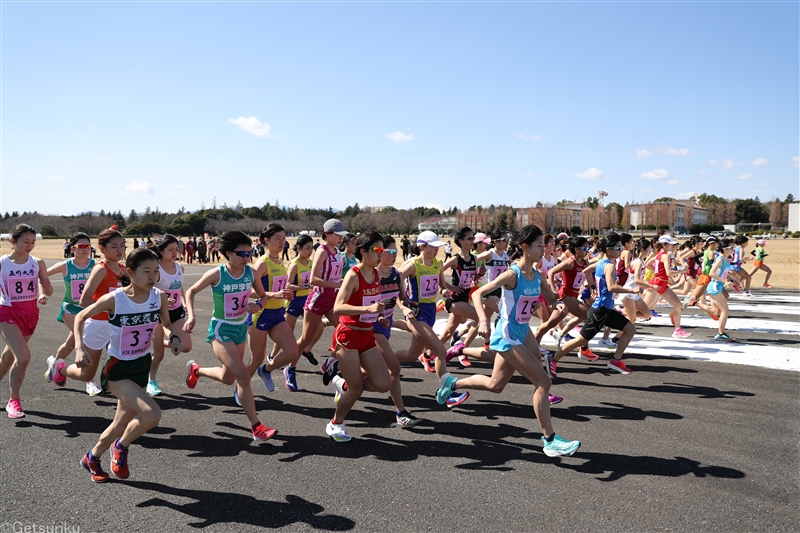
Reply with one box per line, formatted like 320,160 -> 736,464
0,306 -> 39,337
331,324 -> 376,354
580,307 -> 630,342
101,353 -> 151,393
206,318 -> 248,345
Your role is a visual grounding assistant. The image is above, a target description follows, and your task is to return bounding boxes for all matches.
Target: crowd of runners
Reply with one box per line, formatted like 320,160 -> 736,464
0,220 -> 775,482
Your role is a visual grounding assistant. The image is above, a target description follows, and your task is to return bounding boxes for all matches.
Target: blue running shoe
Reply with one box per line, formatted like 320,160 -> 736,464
542,434 -> 581,457
650,310 -> 661,318
257,364 -> 275,392
436,375 -> 457,405
233,386 -> 242,407
284,366 -> 298,392
321,357 -> 339,386
445,391 -> 469,408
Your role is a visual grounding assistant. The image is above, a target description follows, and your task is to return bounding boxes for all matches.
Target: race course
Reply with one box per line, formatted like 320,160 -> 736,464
1,261 -> 798,532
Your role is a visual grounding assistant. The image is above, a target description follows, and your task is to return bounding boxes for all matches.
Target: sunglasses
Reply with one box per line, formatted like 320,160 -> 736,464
384,249 -> 398,255
233,251 -> 252,258
370,246 -> 385,254
465,237 -> 475,241
581,247 -> 591,252
496,238 -> 507,242
75,244 -> 91,250
611,246 -> 625,252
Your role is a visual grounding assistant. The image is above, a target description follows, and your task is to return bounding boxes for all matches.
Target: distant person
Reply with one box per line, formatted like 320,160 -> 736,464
209,238 -> 219,262
185,237 -> 195,264
63,238 -> 71,258
197,237 -> 207,264
177,237 -> 185,261
313,239 -> 321,250
282,239 -> 290,261
400,235 -> 410,260
444,241 -> 453,261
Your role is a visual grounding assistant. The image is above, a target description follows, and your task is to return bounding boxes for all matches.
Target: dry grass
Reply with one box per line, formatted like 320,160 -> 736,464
5,236 -> 799,289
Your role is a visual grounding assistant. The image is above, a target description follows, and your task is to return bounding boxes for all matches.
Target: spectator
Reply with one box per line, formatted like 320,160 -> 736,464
282,239 -> 290,261
209,238 -> 219,262
197,236 -> 207,263
177,237 -> 185,261
401,235 -> 410,260
63,238 -> 71,258
185,237 -> 195,264
444,240 -> 453,260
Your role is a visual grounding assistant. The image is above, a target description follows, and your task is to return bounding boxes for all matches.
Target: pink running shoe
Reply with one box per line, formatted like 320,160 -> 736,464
5,399 -> 25,419
54,361 -> 67,387
185,360 -> 200,389
549,394 -> 563,405
418,354 -> 435,373
446,342 -> 465,362
672,328 -> 692,339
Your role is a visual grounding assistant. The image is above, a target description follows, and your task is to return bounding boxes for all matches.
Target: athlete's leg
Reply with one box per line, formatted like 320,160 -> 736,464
0,325 -> 31,400
104,379 -> 162,447
55,313 -> 77,361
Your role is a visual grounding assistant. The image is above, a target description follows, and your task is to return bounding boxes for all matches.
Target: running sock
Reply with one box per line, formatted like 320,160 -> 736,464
544,435 -> 555,443
115,440 -> 129,451
396,410 -> 407,416
251,422 -> 261,430
88,451 -> 100,462
439,372 -> 452,387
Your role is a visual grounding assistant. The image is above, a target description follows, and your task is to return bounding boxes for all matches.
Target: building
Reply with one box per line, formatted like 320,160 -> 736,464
624,199 -> 706,233
789,203 -> 800,232
418,216 -> 456,234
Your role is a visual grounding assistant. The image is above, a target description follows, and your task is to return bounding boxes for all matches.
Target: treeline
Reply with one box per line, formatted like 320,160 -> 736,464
0,202 -> 454,238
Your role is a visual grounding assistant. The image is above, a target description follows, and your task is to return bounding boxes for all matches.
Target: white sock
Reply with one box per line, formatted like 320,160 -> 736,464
332,375 -> 346,393
439,372 -> 452,386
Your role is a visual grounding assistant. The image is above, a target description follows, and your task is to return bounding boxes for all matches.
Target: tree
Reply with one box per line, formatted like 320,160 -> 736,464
584,197 -> 600,209
11,211 -> 19,218
653,197 -> 673,204
734,198 -> 768,223
785,193 -> 796,204
606,202 -> 623,229
698,193 -> 727,205
40,224 -> 58,237
128,209 -> 138,223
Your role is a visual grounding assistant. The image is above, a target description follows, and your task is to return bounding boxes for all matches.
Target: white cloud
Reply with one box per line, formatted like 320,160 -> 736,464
574,167 -> 603,180
228,116 -> 277,138
791,156 -> 799,168
667,179 -> 679,186
721,159 -> 744,170
530,134 -> 543,141
640,169 -> 671,181
125,181 -> 154,194
736,173 -> 754,181
697,170 -> 711,177
386,131 -> 415,142
707,160 -> 718,167
657,146 -> 693,156
515,133 -> 527,140
761,182 -> 770,186
677,191 -> 700,200
635,149 -> 652,160
48,175 -> 67,181
751,158 -> 769,168
751,189 -> 762,194
525,172 -> 535,179
93,156 -> 110,161
173,185 -> 195,192
515,133 -> 543,141
424,203 -> 444,212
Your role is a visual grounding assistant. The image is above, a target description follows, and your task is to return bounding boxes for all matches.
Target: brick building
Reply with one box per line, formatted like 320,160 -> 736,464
624,200 -> 707,233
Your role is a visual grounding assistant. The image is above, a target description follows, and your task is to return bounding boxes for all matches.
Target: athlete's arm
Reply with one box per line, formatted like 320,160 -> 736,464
286,262 -> 302,292
709,257 -> 727,284
183,268 -> 221,334
37,259 -> 53,302
157,292 -> 182,355
74,293 -> 116,368
250,271 -> 270,308
78,264 -> 109,308
604,263 -> 640,294
547,258 -> 572,288
396,263 -> 418,320
472,268 -> 517,339
333,270 -> 384,316
475,249 -> 494,262
46,261 -> 68,278
309,246 -> 340,289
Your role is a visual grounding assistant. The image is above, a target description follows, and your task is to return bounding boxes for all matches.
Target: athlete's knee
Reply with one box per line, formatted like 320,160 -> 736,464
181,336 -> 193,353
140,404 -> 162,428
623,322 -> 636,336
488,380 -> 506,394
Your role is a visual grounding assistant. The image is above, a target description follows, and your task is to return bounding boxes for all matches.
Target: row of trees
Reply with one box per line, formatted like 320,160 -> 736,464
1,193 -> 795,238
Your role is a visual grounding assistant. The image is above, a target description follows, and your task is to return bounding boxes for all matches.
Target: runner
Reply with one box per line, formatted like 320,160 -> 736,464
269,219 -> 347,390
731,236 -> 752,295
706,240 -> 740,341
324,231 -> 392,442
532,234 -> 569,350
242,224 -> 298,400
618,238 -> 656,324
341,233 -> 358,276
45,233 -> 95,377
449,225 -> 580,457
147,234 -> 193,396
548,232 -> 647,376
648,235 -> 692,338
396,231 -> 469,407
0,224 -> 52,418
72,248 -> 182,482
436,227 -> 479,349
683,236 -> 720,313
748,239 -> 772,288
49,228 -> 126,396
183,230 -> 277,441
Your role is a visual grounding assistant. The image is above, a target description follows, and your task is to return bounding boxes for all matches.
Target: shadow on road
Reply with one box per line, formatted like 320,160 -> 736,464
555,452 -> 746,482
125,481 -> 355,530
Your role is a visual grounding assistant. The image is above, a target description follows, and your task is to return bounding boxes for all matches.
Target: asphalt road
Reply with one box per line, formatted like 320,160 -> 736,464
1,261 -> 798,532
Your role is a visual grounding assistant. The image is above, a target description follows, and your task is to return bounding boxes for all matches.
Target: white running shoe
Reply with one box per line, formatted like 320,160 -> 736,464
598,338 -> 618,349
86,381 -> 102,396
326,421 -> 352,442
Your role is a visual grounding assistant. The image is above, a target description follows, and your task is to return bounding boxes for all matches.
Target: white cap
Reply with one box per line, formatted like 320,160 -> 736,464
658,235 -> 678,245
416,230 -> 445,247
474,232 -> 492,244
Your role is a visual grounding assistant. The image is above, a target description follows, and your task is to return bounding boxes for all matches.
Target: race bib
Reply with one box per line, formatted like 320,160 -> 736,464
299,271 -> 311,288
164,289 -> 182,311
489,265 -> 508,282
70,278 -> 88,302
120,323 -> 155,358
458,270 -> 475,289
420,275 -> 439,299
360,294 -> 382,323
515,295 -> 538,323
382,291 -> 399,318
8,276 -> 37,302
224,291 -> 250,320
573,271 -> 585,289
271,275 -> 288,293
328,261 -> 343,283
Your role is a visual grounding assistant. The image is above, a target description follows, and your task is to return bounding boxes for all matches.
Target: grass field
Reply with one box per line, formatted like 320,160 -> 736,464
4,236 -> 799,289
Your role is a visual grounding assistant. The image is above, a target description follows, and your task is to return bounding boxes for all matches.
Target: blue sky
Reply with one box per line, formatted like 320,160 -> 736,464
3,1 -> 798,216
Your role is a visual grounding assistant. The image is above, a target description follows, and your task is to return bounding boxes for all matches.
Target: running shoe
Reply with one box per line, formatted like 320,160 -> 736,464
540,347 -> 552,357
334,390 -> 342,404
545,353 -> 557,378
44,355 -> 57,383
682,297 -> 696,310
86,381 -> 102,397
5,399 -> 24,419
321,357 -> 339,386
548,394 -> 563,405
732,285 -> 742,293
714,332 -> 733,341
252,423 -> 278,441
326,421 -> 352,442
436,375 -> 458,405
445,391 -> 470,408
703,309 -> 719,321
233,386 -> 242,407
450,330 -> 462,347
564,333 -> 574,342
418,354 -> 435,373
446,342 -> 465,362
109,438 -> 130,479
284,366 -> 298,392
146,380 -> 162,396
607,358 -> 632,374
458,355 -> 472,368
185,360 -> 200,389
578,347 -> 599,362
396,411 -> 421,428
80,452 -> 109,483
763,283 -> 772,288
598,338 -> 617,349
257,364 -> 275,392
483,342 -> 490,351
541,434 -> 581,457
672,328 -> 692,339
53,361 -> 67,387
650,310 -> 661,318
301,351 -> 319,366
321,317 -> 332,328
436,300 -> 446,313
332,375 -> 346,404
